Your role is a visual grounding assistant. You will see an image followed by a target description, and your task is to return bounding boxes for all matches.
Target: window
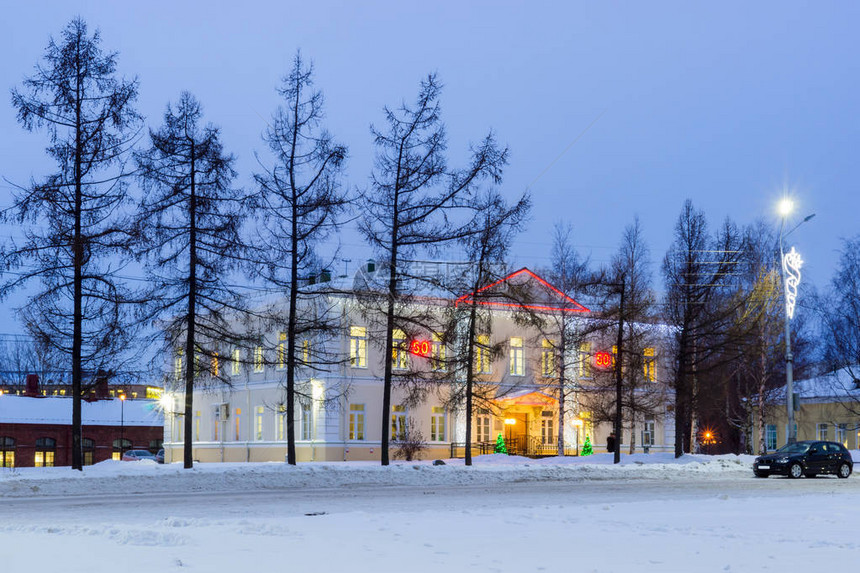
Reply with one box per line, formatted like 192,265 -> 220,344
817,423 -> 828,441
643,348 -> 656,382
835,423 -> 847,446
34,438 -> 56,467
431,407 -> 446,442
0,437 -> 15,468
392,329 -> 409,370
541,411 -> 554,445
254,346 -> 264,373
301,403 -> 312,441
641,420 -> 655,447
349,404 -> 365,440
277,406 -> 286,441
213,406 -> 222,441
234,408 -> 242,441
541,339 -> 555,378
391,405 -> 407,440
349,326 -> 367,368
145,386 -> 162,400
231,348 -> 241,375
174,350 -> 184,380
277,332 -> 287,369
509,337 -> 524,376
194,410 -> 200,442
302,339 -> 311,365
112,439 -> 131,461
255,406 -> 264,441
210,352 -> 219,377
475,335 -> 491,374
476,409 -> 491,443
82,438 -> 95,466
579,342 -> 592,378
431,332 -> 446,372
766,424 -> 777,451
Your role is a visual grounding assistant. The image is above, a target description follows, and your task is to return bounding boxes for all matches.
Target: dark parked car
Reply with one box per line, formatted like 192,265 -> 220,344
753,441 -> 853,479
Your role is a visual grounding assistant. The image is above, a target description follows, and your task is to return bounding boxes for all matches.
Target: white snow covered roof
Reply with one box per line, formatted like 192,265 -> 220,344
0,395 -> 163,427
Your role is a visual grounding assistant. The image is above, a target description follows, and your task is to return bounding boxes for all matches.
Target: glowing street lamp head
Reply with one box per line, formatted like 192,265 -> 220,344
778,198 -> 794,218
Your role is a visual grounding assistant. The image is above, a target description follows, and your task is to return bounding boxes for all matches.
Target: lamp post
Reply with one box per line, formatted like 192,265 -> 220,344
777,199 -> 814,445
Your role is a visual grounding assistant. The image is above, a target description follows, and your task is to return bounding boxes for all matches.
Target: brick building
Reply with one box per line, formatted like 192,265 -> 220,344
0,394 -> 163,468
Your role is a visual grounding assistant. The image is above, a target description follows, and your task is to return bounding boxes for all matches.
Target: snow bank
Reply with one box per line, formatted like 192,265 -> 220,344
0,452 -> 761,498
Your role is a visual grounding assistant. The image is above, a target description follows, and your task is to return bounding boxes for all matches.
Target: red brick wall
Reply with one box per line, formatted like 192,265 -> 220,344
0,422 -> 163,468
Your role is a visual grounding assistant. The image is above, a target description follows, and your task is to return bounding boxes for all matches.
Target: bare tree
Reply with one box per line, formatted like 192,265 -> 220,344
135,92 -> 252,469
358,74 -> 507,465
254,52 -> 350,465
447,189 -> 529,465
2,18 -> 141,470
662,200 -> 745,457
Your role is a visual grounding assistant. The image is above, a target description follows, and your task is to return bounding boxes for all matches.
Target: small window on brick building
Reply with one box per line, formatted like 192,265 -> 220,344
0,437 -> 15,468
82,438 -> 95,466
112,439 -> 132,461
35,437 -> 56,467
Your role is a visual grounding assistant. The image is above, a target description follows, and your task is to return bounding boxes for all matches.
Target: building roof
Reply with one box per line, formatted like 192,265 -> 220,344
788,366 -> 860,401
0,395 -> 163,427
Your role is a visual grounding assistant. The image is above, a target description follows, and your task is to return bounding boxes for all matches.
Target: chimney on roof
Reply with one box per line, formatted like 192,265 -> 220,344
24,374 -> 40,397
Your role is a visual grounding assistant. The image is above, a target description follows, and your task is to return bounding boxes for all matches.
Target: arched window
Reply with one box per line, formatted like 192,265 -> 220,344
35,437 -> 56,467
112,439 -> 132,461
0,437 -> 15,468
82,438 -> 95,466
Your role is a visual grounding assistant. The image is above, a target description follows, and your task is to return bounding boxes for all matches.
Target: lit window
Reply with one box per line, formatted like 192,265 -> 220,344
112,439 -> 131,461
277,332 -> 287,369
34,437 -> 56,467
254,346 -> 264,373
391,405 -> 407,440
641,420 -> 655,446
541,339 -> 555,378
643,348 -> 656,382
541,411 -> 554,445
0,437 -> 16,468
837,423 -> 847,447
349,404 -> 365,440
431,406 -> 446,442
509,337 -> 524,376
431,332 -> 446,372
579,342 -> 592,378
145,386 -> 162,400
210,352 -> 219,377
349,326 -> 367,368
231,348 -> 241,375
255,406 -> 264,440
302,339 -> 311,365
475,335 -> 491,374
392,329 -> 409,370
174,350 -> 183,381
277,405 -> 286,441
234,408 -> 242,441
301,403 -> 312,441
82,438 -> 95,466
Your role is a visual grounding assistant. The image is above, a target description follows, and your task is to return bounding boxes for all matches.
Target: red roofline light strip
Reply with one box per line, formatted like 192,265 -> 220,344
454,268 -> 590,313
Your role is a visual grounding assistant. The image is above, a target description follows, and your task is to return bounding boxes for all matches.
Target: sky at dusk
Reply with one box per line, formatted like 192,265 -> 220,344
1,1 -> 858,334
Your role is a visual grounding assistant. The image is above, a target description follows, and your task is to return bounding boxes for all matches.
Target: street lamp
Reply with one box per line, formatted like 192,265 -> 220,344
777,199 -> 815,445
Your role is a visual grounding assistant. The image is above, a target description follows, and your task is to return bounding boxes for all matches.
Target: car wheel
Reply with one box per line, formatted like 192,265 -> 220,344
788,463 -> 803,479
754,470 -> 768,478
838,463 -> 852,479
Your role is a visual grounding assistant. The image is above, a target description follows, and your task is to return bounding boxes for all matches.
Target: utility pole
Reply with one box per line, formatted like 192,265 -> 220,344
614,277 -> 625,465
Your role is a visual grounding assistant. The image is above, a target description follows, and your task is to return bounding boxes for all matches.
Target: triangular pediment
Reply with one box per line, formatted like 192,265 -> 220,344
454,268 -> 589,313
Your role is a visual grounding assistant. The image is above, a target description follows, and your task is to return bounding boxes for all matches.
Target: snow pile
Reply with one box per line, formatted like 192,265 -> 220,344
0,452 -> 759,498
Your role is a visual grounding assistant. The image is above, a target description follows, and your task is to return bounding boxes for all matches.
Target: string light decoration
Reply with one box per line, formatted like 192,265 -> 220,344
782,247 -> 803,319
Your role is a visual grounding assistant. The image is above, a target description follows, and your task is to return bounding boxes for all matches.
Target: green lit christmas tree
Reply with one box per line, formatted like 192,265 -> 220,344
494,433 -> 507,454
581,435 -> 593,456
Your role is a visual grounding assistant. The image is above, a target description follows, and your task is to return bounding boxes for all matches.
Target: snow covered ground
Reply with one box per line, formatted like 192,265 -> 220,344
2,452 -> 858,572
